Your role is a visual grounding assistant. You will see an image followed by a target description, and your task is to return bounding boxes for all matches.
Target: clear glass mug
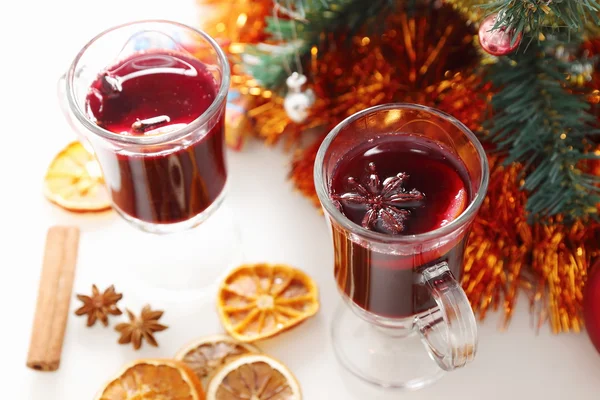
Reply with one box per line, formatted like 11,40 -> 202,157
314,104 -> 489,389
58,20 -> 240,292
60,20 -> 230,233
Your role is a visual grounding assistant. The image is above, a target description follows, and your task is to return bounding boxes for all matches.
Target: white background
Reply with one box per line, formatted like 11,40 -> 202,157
2,0 -> 600,398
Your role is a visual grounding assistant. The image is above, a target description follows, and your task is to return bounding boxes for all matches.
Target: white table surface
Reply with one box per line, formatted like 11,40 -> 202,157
3,0 -> 600,398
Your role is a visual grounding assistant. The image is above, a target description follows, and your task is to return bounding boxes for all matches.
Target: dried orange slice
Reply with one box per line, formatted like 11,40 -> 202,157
175,335 -> 260,386
439,187 -> 468,227
96,359 -> 205,400
205,354 -> 301,400
44,141 -> 111,212
217,263 -> 319,342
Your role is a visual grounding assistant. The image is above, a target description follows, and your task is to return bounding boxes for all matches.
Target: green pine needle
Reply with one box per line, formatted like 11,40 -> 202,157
483,35 -> 600,221
481,0 -> 600,39
242,0 -> 396,90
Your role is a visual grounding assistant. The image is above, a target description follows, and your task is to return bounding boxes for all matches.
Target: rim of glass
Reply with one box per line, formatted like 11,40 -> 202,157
314,103 -> 490,243
65,19 -> 231,146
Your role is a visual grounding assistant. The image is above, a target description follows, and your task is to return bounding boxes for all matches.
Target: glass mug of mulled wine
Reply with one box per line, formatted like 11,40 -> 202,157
58,21 -> 240,291
314,104 -> 489,389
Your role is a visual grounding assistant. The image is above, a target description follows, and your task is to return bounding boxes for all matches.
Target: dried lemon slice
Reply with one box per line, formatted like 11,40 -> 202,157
217,263 -> 319,342
44,141 -> 111,212
206,354 -> 301,400
96,359 -> 204,400
175,335 -> 260,386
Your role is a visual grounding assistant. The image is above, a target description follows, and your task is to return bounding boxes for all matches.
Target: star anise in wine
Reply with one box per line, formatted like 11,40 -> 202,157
332,162 -> 425,234
74,284 -> 123,327
115,305 -> 168,350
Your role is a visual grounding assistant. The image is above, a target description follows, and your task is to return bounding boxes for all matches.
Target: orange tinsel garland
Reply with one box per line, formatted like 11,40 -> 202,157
464,156 -> 600,333
204,1 -> 485,148
463,156 -> 531,326
529,217 -> 599,333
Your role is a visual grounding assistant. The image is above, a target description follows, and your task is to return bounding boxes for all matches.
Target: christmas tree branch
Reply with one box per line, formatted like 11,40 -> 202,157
241,1 -> 600,89
242,0 -> 396,89
480,0 -> 600,40
484,35 -> 600,220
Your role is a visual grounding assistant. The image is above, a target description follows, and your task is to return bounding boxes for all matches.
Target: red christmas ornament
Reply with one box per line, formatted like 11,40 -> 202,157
584,258 -> 600,354
478,14 -> 522,56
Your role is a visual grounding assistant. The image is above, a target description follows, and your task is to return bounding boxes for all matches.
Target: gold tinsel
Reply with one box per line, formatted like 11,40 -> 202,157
198,0 -> 271,45
463,156 -> 531,326
464,156 -> 600,333
198,0 -> 600,333
530,217 -> 599,333
205,1 -> 483,147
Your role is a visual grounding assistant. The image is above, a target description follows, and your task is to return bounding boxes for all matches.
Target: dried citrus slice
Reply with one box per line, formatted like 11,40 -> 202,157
217,263 -> 319,342
96,359 -> 205,400
205,354 -> 301,400
175,335 -> 260,386
44,141 -> 111,212
439,187 -> 467,227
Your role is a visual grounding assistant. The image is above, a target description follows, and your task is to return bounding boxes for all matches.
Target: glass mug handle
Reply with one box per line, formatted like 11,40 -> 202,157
416,262 -> 477,371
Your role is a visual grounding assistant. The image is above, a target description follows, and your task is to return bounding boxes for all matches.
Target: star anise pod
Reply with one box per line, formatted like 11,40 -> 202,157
332,162 -> 425,234
115,305 -> 168,350
74,284 -> 123,327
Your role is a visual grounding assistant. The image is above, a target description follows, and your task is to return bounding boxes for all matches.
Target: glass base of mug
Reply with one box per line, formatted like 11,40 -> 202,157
109,199 -> 243,299
331,302 -> 445,390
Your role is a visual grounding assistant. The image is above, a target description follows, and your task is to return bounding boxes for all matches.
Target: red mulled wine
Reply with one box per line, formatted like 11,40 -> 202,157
85,50 -> 226,224
330,136 -> 470,318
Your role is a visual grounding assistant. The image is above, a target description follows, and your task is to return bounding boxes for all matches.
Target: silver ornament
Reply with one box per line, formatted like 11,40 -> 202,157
283,72 -> 315,123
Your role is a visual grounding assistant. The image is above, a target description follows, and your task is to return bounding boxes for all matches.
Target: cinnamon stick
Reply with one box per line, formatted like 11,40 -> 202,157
26,226 -> 80,371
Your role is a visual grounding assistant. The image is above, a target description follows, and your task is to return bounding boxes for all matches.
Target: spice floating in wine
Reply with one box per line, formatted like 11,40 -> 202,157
332,162 -> 425,234
85,50 -> 226,225
330,136 -> 470,318
331,136 -> 468,234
